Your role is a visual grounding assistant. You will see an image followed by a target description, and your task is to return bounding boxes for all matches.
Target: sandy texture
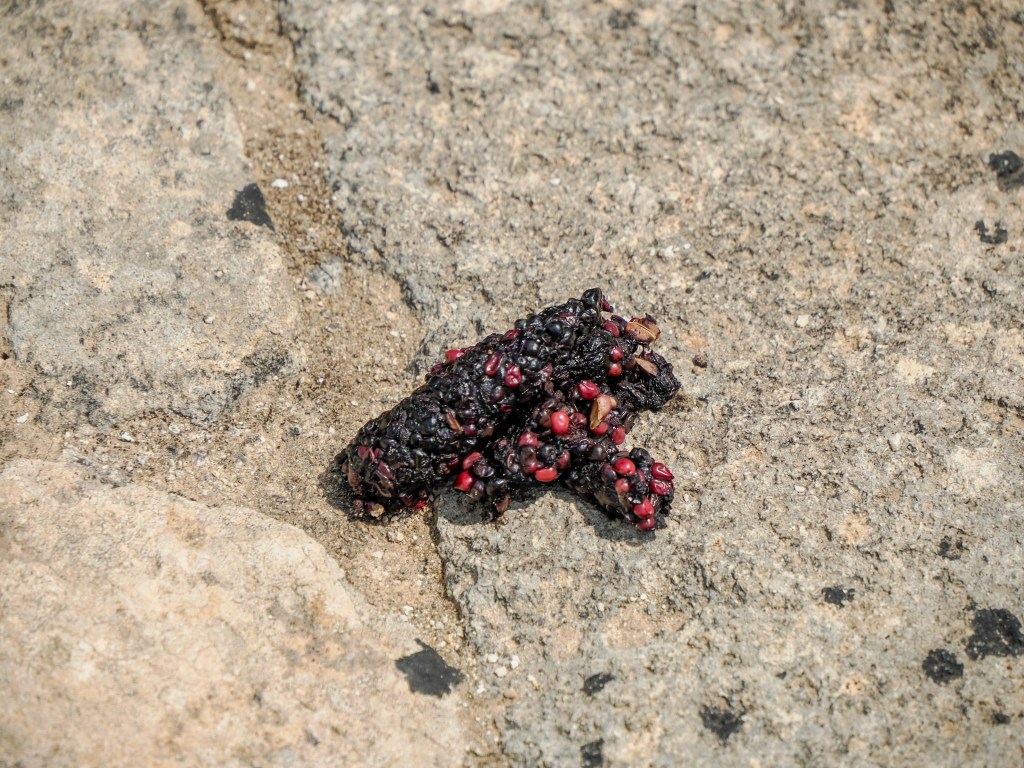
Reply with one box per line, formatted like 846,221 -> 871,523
2,0 -> 1022,766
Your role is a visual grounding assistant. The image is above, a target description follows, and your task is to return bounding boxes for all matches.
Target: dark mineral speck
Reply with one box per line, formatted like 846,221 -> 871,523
974,220 -> 1008,245
965,608 -> 1024,660
580,739 -> 604,768
822,586 -> 855,607
582,672 -> 614,696
395,639 -> 464,697
226,183 -> 275,231
922,648 -> 964,684
988,150 -> 1023,178
701,706 -> 745,744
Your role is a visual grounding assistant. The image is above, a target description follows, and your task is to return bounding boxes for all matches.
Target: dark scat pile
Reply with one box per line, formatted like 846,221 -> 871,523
336,288 -> 680,530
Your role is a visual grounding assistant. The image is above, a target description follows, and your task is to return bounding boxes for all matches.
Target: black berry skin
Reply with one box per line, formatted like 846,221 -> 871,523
336,289 -> 681,530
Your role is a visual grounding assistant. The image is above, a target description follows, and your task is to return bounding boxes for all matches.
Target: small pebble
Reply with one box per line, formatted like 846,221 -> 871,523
271,178 -> 289,189
796,314 -> 810,328
485,653 -> 499,664
888,433 -> 903,451
16,413 -> 29,424
203,315 -> 215,324
118,431 -> 135,443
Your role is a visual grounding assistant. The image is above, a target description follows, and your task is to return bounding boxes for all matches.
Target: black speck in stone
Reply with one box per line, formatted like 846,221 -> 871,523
988,150 -> 1023,178
395,639 -> 464,696
582,672 -> 614,696
823,586 -> 855,607
974,220 -> 1008,245
580,739 -> 604,768
227,183 -> 275,231
938,536 -> 964,560
700,706 -> 744,743
992,712 -> 1011,725
922,648 -> 964,684
966,608 -> 1024,660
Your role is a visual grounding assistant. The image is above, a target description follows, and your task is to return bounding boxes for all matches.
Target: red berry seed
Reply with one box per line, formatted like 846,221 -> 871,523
633,498 -> 655,518
614,477 -> 631,495
650,478 -> 672,496
602,321 -> 620,337
551,410 -> 570,435
504,365 -> 523,388
445,348 -> 464,364
556,451 -> 571,469
576,380 -> 600,400
650,463 -> 674,480
534,467 -> 558,482
483,352 -> 502,376
461,451 -> 483,470
571,412 -> 589,429
614,458 -> 636,476
636,516 -> 656,531
608,362 -> 623,377
610,426 -> 626,445
518,431 -> 540,447
609,346 -> 624,362
591,421 -> 609,435
454,471 -> 475,492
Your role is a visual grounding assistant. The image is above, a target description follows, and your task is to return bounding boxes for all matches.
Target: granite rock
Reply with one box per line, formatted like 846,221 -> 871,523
0,0 -> 300,427
282,0 -> 1024,764
0,459 -> 464,767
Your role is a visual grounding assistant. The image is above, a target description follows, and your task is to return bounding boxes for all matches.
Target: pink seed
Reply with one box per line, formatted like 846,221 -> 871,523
610,427 -> 626,445
650,478 -> 672,496
608,362 -> 623,377
551,410 -> 570,435
462,424 -> 478,437
602,321 -> 620,337
651,463 -> 674,480
518,431 -> 540,447
614,458 -> 636,476
556,451 -> 571,469
636,516 -> 656,531
504,365 -> 523,387
483,352 -> 501,376
502,329 -> 520,342
576,380 -> 600,400
614,478 -> 631,495
461,451 -> 483,470
609,346 -> 624,362
591,421 -> 609,436
445,348 -> 464,364
454,471 -> 475,492
571,412 -> 589,429
534,467 -> 558,482
633,498 -> 655,518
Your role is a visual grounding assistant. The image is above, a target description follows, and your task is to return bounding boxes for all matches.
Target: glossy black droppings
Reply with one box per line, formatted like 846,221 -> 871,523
227,183 -> 275,230
395,639 -> 464,697
922,648 -> 963,684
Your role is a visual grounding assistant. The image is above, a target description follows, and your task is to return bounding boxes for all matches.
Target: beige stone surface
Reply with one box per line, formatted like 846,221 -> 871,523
0,459 -> 463,767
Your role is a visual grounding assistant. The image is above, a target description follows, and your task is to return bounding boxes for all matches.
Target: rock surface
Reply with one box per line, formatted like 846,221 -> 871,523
1,0 -> 1022,766
0,459 -> 463,767
282,0 -> 1024,764
0,0 -> 299,427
